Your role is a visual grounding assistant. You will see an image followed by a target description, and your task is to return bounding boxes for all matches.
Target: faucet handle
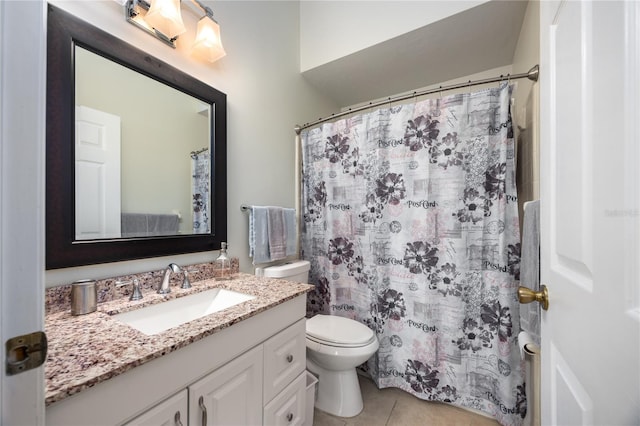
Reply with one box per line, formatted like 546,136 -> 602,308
181,269 -> 199,289
116,278 -> 144,301
130,279 -> 143,301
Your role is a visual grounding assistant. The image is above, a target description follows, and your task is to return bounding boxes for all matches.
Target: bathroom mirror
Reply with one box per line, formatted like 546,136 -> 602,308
46,5 -> 227,269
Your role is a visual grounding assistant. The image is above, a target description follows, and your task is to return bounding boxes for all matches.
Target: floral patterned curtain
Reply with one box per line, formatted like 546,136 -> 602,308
301,84 -> 525,425
191,150 -> 210,234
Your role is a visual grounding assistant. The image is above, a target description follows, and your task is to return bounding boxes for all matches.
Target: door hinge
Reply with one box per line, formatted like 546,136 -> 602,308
5,331 -> 47,376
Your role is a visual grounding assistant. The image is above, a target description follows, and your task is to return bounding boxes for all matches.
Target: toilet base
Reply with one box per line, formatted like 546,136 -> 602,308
307,358 -> 364,418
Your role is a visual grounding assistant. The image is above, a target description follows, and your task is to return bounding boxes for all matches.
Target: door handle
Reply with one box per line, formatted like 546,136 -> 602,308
174,411 -> 183,426
518,285 -> 549,311
199,396 -> 207,426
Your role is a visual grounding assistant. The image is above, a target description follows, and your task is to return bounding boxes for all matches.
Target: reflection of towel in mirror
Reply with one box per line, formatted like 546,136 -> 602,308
249,206 -> 270,264
267,207 -> 287,260
121,214 -> 148,238
121,213 -> 179,237
148,214 -> 180,236
520,200 -> 540,346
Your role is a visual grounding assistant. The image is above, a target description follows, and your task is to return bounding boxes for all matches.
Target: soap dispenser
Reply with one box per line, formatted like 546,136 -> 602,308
214,242 -> 231,280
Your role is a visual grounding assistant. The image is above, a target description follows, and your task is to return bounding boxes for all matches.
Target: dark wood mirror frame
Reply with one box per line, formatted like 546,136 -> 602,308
46,5 -> 227,269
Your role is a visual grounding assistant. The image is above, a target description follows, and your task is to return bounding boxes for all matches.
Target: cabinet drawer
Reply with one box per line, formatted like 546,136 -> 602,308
263,319 -> 306,404
263,371 -> 306,426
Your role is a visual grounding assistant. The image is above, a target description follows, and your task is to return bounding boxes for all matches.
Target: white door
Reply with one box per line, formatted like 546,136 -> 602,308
540,1 -> 640,424
0,0 -> 46,425
188,345 -> 263,426
75,105 -> 121,239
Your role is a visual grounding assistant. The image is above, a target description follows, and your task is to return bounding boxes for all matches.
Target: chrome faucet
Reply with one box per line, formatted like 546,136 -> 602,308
158,263 -> 181,294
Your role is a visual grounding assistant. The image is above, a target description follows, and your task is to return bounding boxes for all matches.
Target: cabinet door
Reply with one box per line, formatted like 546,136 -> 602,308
189,345 -> 263,426
263,319 -> 306,404
125,389 -> 188,426
263,372 -> 306,426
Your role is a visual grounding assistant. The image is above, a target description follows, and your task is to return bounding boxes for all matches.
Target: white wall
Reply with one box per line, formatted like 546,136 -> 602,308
299,0 -> 488,71
46,0 -> 339,286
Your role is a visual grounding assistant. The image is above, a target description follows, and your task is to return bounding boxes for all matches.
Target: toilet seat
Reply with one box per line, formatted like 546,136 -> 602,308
306,334 -> 377,348
306,315 -> 375,347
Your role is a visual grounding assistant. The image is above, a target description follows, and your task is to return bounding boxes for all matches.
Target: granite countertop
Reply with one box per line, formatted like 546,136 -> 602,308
45,273 -> 312,406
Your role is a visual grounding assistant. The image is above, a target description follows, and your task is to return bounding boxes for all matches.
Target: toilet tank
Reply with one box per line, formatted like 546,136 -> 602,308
258,260 -> 310,283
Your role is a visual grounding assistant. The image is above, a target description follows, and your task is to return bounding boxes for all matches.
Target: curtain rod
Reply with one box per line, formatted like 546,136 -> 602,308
294,64 -> 539,133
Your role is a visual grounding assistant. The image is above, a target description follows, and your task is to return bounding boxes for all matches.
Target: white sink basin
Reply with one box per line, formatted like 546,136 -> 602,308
112,288 -> 256,335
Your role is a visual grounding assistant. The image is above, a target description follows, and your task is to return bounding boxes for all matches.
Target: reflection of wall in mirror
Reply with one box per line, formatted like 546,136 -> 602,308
75,47 -> 210,236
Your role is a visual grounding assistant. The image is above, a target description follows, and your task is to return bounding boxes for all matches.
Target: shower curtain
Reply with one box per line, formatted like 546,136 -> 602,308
191,149 -> 210,234
301,84 -> 525,425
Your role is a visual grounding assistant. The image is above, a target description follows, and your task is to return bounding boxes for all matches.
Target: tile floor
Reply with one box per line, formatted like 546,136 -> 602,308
312,375 -> 500,426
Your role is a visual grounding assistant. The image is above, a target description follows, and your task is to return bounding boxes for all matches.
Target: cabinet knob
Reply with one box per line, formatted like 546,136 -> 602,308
286,412 -> 294,422
286,354 -> 293,363
174,411 -> 183,426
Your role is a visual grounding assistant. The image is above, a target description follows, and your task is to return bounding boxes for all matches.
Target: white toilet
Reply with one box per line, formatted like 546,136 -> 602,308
305,314 -> 379,417
260,260 -> 379,418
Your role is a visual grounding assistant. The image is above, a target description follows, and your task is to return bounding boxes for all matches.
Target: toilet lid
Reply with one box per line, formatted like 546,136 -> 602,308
306,315 -> 374,346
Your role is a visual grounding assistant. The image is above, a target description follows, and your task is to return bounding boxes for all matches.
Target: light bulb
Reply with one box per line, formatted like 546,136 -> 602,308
192,16 -> 226,63
144,0 -> 186,39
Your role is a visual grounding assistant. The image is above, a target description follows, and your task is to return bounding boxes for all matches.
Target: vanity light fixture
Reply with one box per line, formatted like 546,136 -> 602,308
125,0 -> 226,63
144,0 -> 186,39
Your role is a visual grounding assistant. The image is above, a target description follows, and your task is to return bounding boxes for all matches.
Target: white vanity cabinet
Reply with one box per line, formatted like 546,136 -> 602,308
127,321 -> 305,426
125,390 -> 188,426
45,295 -> 308,426
183,319 -> 306,426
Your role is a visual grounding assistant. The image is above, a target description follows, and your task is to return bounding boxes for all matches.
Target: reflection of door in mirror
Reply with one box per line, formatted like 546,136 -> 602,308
74,46 -> 211,240
75,106 -> 122,240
